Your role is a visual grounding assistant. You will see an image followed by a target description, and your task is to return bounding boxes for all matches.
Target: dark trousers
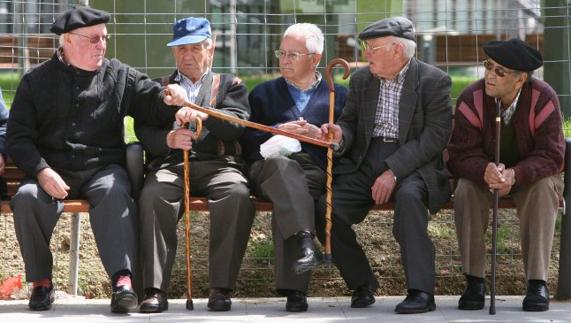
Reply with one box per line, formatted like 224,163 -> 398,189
12,164 -> 137,282
138,158 -> 254,292
316,138 -> 435,294
249,153 -> 325,293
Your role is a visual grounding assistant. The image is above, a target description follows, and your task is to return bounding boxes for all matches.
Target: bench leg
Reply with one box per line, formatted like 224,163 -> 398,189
69,212 -> 81,296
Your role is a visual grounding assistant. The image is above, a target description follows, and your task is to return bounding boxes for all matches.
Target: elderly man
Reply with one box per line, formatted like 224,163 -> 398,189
136,17 -> 253,313
6,6 -> 187,313
317,17 -> 451,313
241,23 -> 347,312
448,39 -> 564,312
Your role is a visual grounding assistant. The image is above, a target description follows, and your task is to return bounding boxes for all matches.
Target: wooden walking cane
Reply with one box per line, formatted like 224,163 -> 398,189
323,58 -> 350,264
490,100 -> 502,315
183,118 -> 203,311
178,98 -> 335,149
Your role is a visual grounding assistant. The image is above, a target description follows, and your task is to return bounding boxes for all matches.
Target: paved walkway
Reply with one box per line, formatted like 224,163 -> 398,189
1,296 -> 570,322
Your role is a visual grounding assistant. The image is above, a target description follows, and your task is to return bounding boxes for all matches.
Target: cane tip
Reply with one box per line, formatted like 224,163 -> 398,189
489,307 -> 496,315
186,299 -> 194,310
322,253 -> 333,265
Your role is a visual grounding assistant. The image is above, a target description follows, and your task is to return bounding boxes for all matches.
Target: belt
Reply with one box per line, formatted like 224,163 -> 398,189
379,136 -> 399,143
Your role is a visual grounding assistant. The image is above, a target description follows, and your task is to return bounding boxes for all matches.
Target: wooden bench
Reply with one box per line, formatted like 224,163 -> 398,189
2,141 -> 571,300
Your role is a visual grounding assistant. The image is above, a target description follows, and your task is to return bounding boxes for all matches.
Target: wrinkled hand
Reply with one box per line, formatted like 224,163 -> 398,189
166,128 -> 196,151
320,123 -> 343,144
37,168 -> 70,200
163,84 -> 188,106
175,106 -> 208,126
371,169 -> 397,205
0,155 -> 5,176
277,120 -> 322,138
485,162 -> 515,197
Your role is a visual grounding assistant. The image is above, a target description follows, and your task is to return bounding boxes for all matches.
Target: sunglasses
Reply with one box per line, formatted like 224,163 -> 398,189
70,32 -> 110,44
482,59 -> 515,78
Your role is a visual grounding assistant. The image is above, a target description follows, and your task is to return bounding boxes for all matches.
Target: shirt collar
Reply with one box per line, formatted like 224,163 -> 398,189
496,88 -> 522,125
380,59 -> 411,84
285,71 -> 322,92
174,70 -> 209,86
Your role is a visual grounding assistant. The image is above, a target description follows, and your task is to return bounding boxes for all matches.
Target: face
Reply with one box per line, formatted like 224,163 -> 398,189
363,36 -> 401,79
64,24 -> 107,71
172,40 -> 214,82
483,58 -> 527,102
278,34 -> 321,84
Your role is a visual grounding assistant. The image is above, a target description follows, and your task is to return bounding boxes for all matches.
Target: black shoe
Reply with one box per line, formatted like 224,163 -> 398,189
395,290 -> 436,314
523,280 -> 549,312
458,275 -> 485,310
139,288 -> 168,313
207,288 -> 232,311
29,283 -> 55,311
350,285 -> 375,308
293,231 -> 320,274
286,290 -> 308,312
110,285 -> 138,313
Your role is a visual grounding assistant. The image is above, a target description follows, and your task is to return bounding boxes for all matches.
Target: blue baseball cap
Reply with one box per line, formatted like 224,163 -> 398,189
167,17 -> 211,47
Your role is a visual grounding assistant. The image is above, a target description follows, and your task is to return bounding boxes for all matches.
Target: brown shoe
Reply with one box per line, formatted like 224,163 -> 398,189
207,288 -> 232,311
139,288 -> 168,313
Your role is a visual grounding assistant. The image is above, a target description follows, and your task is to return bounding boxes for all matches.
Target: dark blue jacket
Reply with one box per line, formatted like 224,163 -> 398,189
242,76 -> 347,168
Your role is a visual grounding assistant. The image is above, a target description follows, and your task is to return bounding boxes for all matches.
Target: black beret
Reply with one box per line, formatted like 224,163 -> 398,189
359,17 -> 416,42
483,38 -> 543,71
50,6 -> 110,35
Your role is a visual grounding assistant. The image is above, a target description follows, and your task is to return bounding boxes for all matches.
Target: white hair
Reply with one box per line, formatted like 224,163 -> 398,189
59,34 -> 65,47
283,23 -> 324,54
393,37 -> 417,59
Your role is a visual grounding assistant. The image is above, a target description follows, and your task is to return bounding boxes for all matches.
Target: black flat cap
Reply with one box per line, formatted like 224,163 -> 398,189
50,6 -> 110,35
359,16 -> 416,42
484,38 -> 543,71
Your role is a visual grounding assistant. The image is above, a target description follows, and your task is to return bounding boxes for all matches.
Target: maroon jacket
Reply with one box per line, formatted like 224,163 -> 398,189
448,78 -> 564,186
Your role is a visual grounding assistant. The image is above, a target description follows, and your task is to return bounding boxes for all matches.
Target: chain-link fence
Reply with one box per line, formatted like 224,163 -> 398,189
0,0 -> 570,298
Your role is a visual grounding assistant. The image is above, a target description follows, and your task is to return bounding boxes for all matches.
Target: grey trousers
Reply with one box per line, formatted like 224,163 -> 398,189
248,153 -> 325,293
316,139 -> 436,294
12,164 -> 137,282
454,175 -> 563,281
139,159 -> 254,292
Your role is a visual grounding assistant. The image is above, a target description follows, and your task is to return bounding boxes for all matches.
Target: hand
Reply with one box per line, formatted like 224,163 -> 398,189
37,168 -> 70,200
484,162 -> 506,186
163,84 -> 188,106
166,128 -> 196,151
320,123 -> 343,144
0,155 -> 5,176
489,167 -> 516,197
175,106 -> 208,126
277,120 -> 322,138
371,169 -> 397,205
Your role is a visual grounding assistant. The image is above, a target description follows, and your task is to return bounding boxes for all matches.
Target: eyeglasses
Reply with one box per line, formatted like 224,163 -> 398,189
69,32 -> 110,44
482,59 -> 515,78
360,41 -> 394,53
274,50 -> 313,61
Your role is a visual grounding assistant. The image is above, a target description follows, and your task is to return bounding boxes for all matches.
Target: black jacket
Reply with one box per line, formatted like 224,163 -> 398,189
135,70 -> 250,171
6,53 -> 175,178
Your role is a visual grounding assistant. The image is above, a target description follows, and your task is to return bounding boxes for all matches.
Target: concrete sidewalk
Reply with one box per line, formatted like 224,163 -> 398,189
1,296 -> 570,322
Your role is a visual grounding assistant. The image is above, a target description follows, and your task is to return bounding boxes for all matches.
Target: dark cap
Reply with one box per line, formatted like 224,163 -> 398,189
358,17 -> 416,42
50,6 -> 110,35
167,17 -> 211,47
483,38 -> 543,71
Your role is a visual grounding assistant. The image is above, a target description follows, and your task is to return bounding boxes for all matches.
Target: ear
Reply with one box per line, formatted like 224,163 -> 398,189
312,53 -> 322,67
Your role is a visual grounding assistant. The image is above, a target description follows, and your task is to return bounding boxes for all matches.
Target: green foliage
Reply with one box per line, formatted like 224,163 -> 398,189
451,76 -> 477,105
249,238 -> 275,259
0,72 -> 20,107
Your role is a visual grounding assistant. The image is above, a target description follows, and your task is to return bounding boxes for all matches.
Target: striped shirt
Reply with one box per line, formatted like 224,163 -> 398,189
174,70 -> 208,104
372,61 -> 411,139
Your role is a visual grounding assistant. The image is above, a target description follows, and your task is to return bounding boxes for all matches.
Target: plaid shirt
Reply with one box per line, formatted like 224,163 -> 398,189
372,61 -> 411,138
498,87 -> 522,125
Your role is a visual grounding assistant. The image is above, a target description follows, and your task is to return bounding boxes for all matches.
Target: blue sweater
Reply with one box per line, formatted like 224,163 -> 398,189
242,77 -> 347,168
